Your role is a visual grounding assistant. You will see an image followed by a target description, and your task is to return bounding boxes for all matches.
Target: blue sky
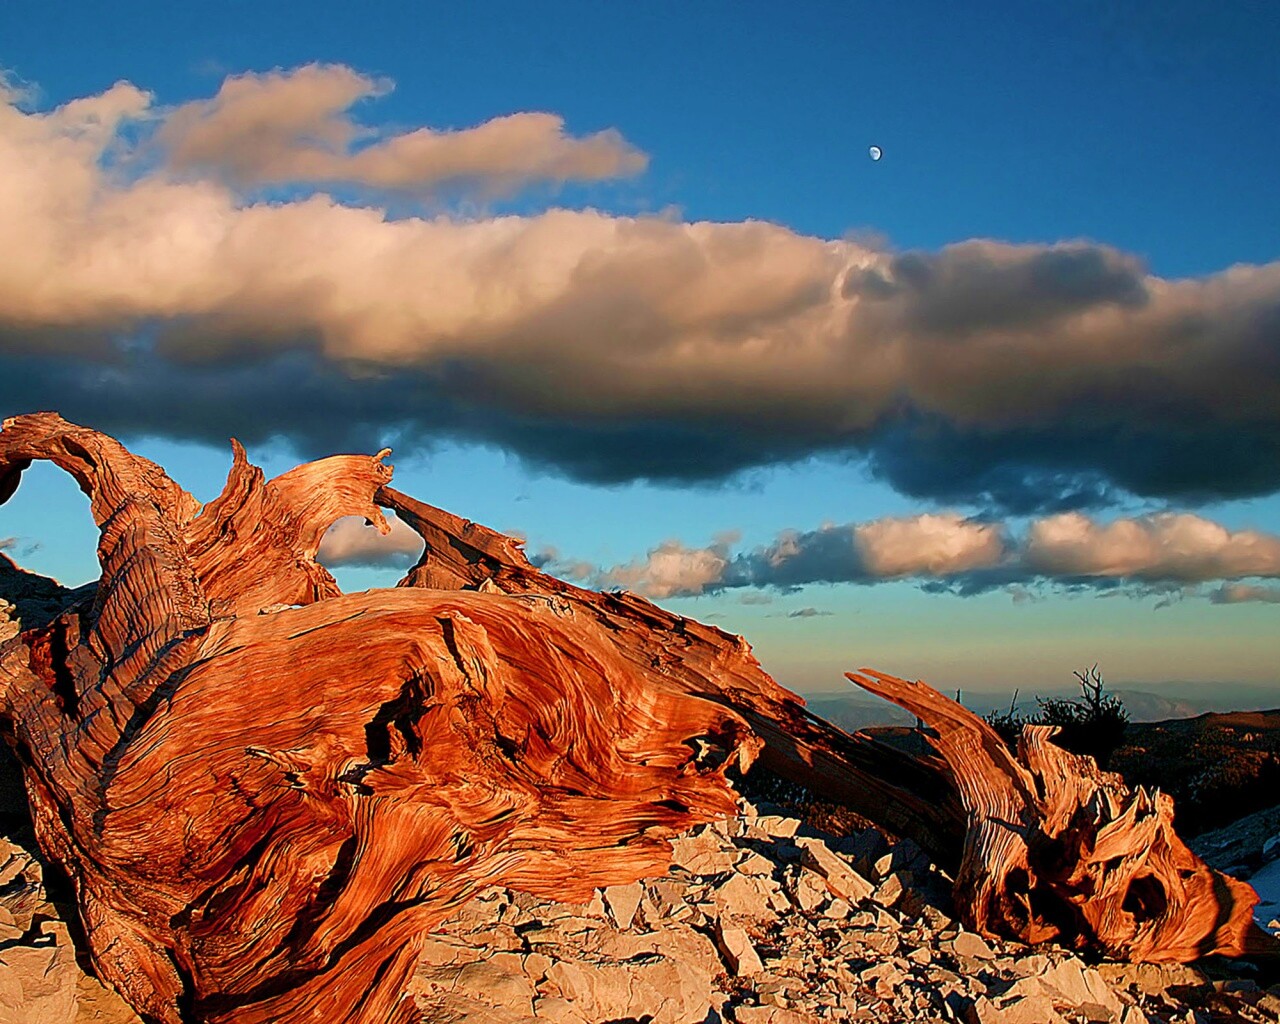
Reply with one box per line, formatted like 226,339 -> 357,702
2,1 -> 1278,698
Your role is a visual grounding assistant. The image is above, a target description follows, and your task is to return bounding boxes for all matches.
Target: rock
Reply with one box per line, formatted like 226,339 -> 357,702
0,942 -> 79,1024
670,828 -> 738,876
602,882 -> 644,930
1003,959 -> 1125,1019
949,931 -> 996,960
715,871 -> 782,924
73,972 -> 146,1024
1006,954 -> 1052,979
0,599 -> 17,644
862,961 -> 907,996
715,923 -> 763,976
890,837 -> 929,873
530,995 -> 587,1024
967,992 -> 1066,1024
791,872 -> 826,913
734,1007 -> 813,1024
1097,961 -> 1209,998
874,872 -> 905,908
836,828 -> 889,872
752,815 -> 800,839
794,836 -> 874,902
737,851 -> 776,876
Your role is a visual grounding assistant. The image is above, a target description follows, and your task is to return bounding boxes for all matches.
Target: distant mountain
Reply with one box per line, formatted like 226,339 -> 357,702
803,695 -> 916,733
802,683 -> 1280,731
1109,689 -> 1226,723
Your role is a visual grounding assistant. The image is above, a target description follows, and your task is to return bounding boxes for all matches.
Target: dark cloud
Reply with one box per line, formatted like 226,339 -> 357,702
787,607 -> 834,618
864,412 -> 1280,513
851,242 -> 1150,336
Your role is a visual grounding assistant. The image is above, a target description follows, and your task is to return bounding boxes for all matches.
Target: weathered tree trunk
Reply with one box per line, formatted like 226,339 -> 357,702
847,670 -> 1274,961
0,414 -> 1269,1024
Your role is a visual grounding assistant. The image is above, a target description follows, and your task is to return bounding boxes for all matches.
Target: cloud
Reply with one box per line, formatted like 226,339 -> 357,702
854,514 -> 1007,577
588,511 -> 1280,600
529,545 -> 597,583
597,537 -> 734,599
787,607 -> 833,618
156,64 -> 647,193
1023,512 -> 1280,581
1209,582 -> 1280,604
593,513 -> 1007,597
316,514 -> 422,568
0,536 -> 14,551
3,75 -> 1280,510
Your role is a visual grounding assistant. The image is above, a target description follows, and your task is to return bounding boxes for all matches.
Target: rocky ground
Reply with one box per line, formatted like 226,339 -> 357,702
3,793 -> 1280,1022
0,831 -> 142,1024
404,799 -> 1280,1024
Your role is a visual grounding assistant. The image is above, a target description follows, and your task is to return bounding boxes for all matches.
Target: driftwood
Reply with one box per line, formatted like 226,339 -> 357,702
0,413 -> 1268,1024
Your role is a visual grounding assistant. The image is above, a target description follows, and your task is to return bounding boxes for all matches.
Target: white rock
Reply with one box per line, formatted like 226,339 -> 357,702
736,851 -> 776,876
715,923 -> 764,976
792,872 -> 826,913
0,942 -> 79,1024
734,1007 -> 813,1024
753,815 -> 800,838
602,882 -> 643,930
794,836 -> 874,902
1097,961 -> 1206,997
670,829 -> 737,876
1004,959 -> 1124,1018
873,872 -> 905,908
715,871 -> 782,924
968,992 -> 1066,1024
949,931 -> 996,960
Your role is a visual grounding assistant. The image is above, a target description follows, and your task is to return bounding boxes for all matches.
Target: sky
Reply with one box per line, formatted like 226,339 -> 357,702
1,1 -> 1278,700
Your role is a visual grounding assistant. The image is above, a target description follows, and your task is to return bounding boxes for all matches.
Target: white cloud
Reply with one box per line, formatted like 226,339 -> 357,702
598,538 -> 733,599
583,512 -> 1280,600
156,64 -> 646,193
3,74 -> 1280,506
316,514 -> 422,567
1024,512 -> 1280,581
854,514 -> 1007,577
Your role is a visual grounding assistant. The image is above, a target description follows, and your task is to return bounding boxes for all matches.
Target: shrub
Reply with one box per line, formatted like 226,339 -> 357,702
983,665 -> 1129,769
983,689 -> 1025,749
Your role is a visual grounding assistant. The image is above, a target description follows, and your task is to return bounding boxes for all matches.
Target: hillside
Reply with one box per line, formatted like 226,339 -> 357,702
1113,710 -> 1280,837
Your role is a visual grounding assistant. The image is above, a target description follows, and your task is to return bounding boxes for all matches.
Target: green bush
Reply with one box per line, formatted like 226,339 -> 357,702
983,665 -> 1128,769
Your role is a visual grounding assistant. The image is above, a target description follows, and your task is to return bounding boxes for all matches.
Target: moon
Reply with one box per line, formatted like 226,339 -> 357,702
869,145 -> 882,161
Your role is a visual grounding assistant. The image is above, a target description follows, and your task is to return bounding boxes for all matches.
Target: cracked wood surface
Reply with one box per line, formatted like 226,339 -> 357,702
0,413 -> 1269,1024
